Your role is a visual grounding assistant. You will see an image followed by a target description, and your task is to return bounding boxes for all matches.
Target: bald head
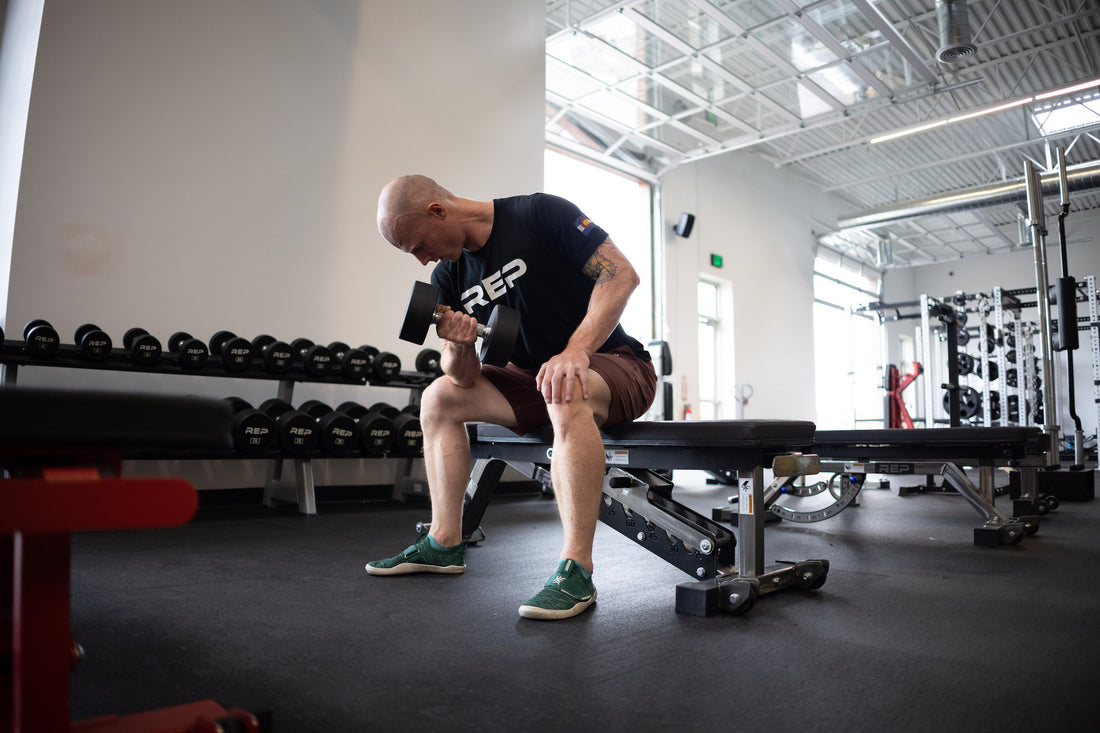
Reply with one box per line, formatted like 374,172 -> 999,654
376,175 -> 455,245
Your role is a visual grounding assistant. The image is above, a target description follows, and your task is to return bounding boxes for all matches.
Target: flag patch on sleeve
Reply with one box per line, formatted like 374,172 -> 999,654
574,215 -> 595,234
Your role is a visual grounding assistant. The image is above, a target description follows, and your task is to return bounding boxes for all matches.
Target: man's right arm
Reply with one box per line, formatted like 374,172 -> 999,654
435,307 -> 481,388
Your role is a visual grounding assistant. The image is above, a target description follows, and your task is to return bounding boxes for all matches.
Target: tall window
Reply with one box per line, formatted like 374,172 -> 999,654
813,251 -> 882,429
543,149 -> 653,342
698,279 -> 720,419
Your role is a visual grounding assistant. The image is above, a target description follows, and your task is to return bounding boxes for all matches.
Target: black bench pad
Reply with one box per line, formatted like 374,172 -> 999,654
0,388 -> 233,451
814,427 -> 1046,462
469,419 -> 816,472
472,419 -> 815,448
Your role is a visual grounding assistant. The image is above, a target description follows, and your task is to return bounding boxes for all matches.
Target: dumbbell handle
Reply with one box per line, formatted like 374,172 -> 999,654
432,308 -> 492,338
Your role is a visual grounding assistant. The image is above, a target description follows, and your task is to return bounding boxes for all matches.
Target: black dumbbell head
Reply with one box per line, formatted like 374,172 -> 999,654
224,397 -> 277,453
316,409 -> 359,455
481,306 -> 520,366
400,281 -> 441,345
74,324 -> 113,361
123,327 -> 162,365
391,413 -> 423,457
209,332 -> 252,371
259,399 -> 317,455
335,346 -> 371,380
252,335 -> 293,374
358,412 -> 395,456
371,352 -> 401,381
168,332 -> 208,369
415,348 -> 443,376
23,319 -> 60,356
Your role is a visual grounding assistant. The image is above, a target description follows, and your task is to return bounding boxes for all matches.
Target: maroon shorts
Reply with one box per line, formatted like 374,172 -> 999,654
480,345 -> 657,435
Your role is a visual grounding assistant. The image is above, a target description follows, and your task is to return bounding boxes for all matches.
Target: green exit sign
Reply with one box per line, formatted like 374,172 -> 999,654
710,253 -> 723,268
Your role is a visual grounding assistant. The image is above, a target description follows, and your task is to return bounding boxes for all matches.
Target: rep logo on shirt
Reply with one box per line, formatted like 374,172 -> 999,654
461,258 -> 527,313
574,215 -> 595,234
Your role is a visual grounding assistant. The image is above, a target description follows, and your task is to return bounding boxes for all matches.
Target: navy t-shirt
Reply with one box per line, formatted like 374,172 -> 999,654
430,193 -> 649,370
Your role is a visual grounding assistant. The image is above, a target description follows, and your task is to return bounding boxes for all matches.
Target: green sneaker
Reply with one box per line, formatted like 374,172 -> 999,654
518,559 -> 597,620
365,533 -> 467,576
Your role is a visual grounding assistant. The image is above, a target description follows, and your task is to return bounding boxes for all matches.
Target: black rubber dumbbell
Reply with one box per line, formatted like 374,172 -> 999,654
298,400 -> 359,456
334,401 -> 396,456
23,319 -> 60,356
369,402 -> 423,456
251,335 -> 294,374
209,331 -> 253,372
369,350 -> 402,382
74,324 -> 113,360
259,398 -> 318,456
415,348 -> 443,376
123,328 -> 162,365
224,397 -> 278,454
289,338 -> 334,377
399,281 -> 519,366
168,332 -> 209,369
327,341 -> 372,380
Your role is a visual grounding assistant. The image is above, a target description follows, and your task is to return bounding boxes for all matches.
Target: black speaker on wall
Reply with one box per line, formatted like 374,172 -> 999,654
674,212 -> 695,238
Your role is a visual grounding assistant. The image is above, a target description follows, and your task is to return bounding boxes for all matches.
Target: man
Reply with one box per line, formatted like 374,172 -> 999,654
367,175 -> 656,620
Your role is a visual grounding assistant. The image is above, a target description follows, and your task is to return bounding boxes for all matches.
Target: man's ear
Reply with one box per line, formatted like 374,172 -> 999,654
426,202 -> 446,219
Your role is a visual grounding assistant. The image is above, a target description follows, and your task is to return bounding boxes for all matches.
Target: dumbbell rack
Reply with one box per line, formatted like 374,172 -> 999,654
0,337 -> 438,515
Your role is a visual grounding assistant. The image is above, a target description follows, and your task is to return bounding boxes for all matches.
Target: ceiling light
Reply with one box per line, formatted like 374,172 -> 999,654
868,77 -> 1100,145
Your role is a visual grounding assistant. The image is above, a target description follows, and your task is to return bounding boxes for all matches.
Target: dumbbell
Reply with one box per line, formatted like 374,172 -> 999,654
168,331 -> 209,369
334,401 -> 396,456
399,281 -> 519,367
23,319 -> 60,356
258,398 -> 318,456
209,331 -> 254,372
251,335 -> 294,374
224,397 -> 277,454
123,328 -> 162,365
74,324 -> 113,360
369,402 -> 423,457
298,400 -> 359,455
326,341 -> 372,380
289,338 -> 333,377
415,348 -> 443,376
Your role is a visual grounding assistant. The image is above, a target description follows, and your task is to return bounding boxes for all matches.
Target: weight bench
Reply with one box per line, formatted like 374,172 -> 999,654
464,419 -> 825,616
0,388 -> 265,732
751,427 -> 1049,547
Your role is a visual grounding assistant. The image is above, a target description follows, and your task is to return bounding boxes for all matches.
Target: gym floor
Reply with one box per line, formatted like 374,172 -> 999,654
70,471 -> 1099,732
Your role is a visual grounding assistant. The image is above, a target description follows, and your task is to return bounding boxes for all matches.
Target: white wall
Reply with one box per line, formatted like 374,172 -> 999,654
5,0 -> 545,488
659,152 -> 845,421
882,207 -> 1100,437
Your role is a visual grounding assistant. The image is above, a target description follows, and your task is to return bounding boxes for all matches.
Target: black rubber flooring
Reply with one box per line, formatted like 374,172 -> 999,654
70,472 -> 1100,732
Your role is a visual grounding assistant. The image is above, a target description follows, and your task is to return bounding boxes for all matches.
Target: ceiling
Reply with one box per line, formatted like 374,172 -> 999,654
545,0 -> 1100,269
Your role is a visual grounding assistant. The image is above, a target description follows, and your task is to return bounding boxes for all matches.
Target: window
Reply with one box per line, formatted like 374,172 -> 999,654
698,279 -> 720,419
543,149 -> 653,342
813,250 -> 882,429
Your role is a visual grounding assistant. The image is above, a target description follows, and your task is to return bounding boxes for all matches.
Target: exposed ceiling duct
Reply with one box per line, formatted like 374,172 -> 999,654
836,159 -> 1100,231
936,0 -> 977,63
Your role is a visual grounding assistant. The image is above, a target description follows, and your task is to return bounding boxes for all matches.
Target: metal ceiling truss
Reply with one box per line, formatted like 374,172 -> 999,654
545,0 -> 1100,269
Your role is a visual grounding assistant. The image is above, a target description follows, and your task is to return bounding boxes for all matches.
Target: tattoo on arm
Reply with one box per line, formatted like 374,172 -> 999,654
583,242 -> 620,285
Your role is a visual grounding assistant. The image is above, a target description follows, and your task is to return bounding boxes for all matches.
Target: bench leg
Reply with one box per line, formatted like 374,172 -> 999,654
461,459 -> 508,541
